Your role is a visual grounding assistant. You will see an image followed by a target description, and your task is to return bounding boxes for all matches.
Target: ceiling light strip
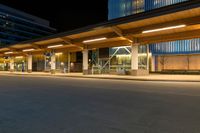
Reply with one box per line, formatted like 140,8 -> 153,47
47,44 -> 63,49
83,37 -> 107,43
142,25 -> 186,34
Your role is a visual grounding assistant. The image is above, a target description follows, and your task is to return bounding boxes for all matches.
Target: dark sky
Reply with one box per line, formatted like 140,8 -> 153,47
0,0 -> 108,32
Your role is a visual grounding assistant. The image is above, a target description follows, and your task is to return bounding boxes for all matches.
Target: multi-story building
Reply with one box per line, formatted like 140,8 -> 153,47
0,0 -> 199,75
108,0 -> 200,73
0,4 -> 56,47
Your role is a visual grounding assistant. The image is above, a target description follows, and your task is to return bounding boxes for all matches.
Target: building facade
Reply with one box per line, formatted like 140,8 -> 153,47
108,0 -> 200,73
0,4 -> 56,47
0,0 -> 199,75
108,0 -> 188,20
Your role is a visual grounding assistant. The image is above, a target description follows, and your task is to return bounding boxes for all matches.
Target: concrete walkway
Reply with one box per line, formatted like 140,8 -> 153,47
0,71 -> 200,82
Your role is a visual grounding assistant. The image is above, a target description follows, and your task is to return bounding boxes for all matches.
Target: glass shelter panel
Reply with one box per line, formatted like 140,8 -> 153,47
14,56 -> 27,72
32,55 -> 45,72
55,52 -> 69,73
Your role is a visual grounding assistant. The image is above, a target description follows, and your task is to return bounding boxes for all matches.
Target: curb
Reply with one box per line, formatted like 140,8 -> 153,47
0,73 -> 200,83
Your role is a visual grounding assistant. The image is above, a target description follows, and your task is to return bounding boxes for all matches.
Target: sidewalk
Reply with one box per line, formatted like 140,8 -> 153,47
0,71 -> 200,82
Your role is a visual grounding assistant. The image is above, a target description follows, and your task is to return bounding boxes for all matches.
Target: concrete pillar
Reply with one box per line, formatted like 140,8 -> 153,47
151,55 -> 156,72
130,44 -> 139,76
68,52 -> 70,73
44,55 -> 47,71
147,45 -> 150,71
82,49 -> 89,75
27,55 -> 32,73
51,53 -> 56,74
9,57 -> 14,72
130,44 -> 149,76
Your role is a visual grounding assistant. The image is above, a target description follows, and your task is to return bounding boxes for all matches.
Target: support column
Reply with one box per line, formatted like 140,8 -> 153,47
68,52 -> 70,73
51,53 -> 56,74
27,55 -> 32,73
130,44 -> 139,76
147,45 -> 150,71
130,44 -> 149,76
9,57 -> 14,72
82,49 -> 89,75
151,55 -> 156,72
44,55 -> 47,71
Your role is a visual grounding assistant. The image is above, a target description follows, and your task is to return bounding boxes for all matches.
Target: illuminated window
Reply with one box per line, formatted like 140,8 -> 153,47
133,0 -> 145,14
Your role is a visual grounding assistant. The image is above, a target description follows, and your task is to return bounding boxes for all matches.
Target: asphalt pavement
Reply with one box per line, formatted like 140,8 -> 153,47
0,75 -> 200,133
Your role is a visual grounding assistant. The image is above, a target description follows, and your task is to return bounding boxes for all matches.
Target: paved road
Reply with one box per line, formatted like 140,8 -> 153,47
0,75 -> 200,133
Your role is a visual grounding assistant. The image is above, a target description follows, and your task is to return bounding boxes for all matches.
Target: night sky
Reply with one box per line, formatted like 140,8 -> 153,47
0,0 -> 108,32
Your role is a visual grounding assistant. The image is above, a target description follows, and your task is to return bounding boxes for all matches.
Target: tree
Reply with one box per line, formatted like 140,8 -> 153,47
159,56 -> 168,71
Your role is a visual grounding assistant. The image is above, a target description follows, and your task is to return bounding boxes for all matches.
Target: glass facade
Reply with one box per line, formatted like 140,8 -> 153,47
0,57 -> 9,71
33,55 -> 45,72
14,56 -> 27,72
0,52 -> 82,73
90,46 -> 148,74
150,38 -> 200,55
0,57 -> 27,72
0,4 -> 56,47
108,0 -> 200,56
109,0 -> 188,20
